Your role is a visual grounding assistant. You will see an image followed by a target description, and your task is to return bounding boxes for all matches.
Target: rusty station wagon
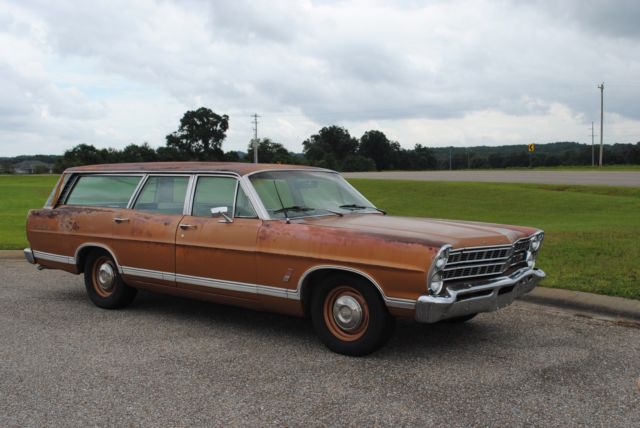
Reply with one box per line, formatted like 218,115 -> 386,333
24,162 -> 545,355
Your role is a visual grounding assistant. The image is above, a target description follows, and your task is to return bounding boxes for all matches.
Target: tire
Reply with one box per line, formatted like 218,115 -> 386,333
441,313 -> 478,323
311,274 -> 395,356
84,250 -> 137,309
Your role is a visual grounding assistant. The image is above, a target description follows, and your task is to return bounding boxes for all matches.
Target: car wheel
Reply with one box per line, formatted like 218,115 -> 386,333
441,313 -> 478,323
84,250 -> 137,309
311,274 -> 395,356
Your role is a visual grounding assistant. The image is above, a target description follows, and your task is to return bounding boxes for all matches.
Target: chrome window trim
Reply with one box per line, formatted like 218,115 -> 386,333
187,174 -> 258,219
244,169 -> 378,221
127,174 -> 149,209
239,175 -> 270,220
128,173 -> 192,215
62,173 -> 145,207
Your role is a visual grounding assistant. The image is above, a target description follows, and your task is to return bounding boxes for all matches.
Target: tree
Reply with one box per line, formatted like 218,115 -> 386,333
358,130 -> 400,170
120,143 -> 158,163
166,107 -> 229,160
302,126 -> 359,168
247,138 -> 295,164
54,144 -> 111,171
407,144 -> 437,170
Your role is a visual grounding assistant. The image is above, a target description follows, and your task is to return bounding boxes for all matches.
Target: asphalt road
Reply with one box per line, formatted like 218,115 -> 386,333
1,260 -> 639,427
343,170 -> 640,187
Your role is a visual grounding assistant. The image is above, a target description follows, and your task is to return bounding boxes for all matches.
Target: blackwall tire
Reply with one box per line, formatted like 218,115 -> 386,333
84,250 -> 137,309
311,274 -> 395,356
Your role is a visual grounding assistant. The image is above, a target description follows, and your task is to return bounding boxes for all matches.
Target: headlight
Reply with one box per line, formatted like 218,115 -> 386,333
526,251 -> 536,268
428,245 -> 451,295
529,231 -> 544,252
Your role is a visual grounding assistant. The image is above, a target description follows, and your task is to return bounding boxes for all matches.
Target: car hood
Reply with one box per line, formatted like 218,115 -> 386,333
301,214 -> 538,249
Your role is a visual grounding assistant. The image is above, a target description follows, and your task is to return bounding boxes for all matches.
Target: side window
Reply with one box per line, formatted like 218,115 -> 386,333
133,176 -> 189,215
191,176 -> 237,217
235,186 -> 258,218
66,175 -> 141,208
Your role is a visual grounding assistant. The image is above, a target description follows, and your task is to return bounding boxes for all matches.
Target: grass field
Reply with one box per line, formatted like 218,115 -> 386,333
349,179 -> 640,300
1,174 -> 639,300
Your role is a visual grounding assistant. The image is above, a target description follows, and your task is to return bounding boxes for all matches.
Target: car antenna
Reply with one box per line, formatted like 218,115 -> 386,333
272,180 -> 290,224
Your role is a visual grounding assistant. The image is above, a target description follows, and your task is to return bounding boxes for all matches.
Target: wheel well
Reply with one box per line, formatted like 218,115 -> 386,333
300,268 -> 384,317
75,246 -> 113,273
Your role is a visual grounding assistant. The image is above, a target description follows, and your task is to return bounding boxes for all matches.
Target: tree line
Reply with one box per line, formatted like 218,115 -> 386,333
2,107 -> 638,173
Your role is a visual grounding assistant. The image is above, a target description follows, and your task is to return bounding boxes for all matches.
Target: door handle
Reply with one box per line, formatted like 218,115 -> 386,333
179,223 -> 197,230
113,217 -> 130,223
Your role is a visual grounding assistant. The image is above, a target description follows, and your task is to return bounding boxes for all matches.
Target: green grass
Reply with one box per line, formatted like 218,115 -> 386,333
2,174 -> 639,300
348,179 -> 640,300
0,175 -> 58,250
502,165 -> 640,171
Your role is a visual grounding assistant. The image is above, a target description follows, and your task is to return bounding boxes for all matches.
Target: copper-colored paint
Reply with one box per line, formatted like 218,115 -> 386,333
25,162 -> 541,320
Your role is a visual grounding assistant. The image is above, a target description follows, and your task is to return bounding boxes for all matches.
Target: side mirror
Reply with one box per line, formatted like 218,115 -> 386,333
210,206 -> 233,223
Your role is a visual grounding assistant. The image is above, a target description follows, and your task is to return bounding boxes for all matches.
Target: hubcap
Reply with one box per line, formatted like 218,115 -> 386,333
332,295 -> 363,331
97,262 -> 115,291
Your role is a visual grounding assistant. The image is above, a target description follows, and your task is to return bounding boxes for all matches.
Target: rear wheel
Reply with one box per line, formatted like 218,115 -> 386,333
311,274 -> 395,356
84,250 -> 137,309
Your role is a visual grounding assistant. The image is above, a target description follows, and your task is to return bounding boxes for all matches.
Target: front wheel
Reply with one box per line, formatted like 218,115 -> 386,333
84,250 -> 137,309
311,274 -> 395,356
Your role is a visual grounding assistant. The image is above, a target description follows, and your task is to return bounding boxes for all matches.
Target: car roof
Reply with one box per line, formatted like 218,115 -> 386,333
64,162 -> 332,176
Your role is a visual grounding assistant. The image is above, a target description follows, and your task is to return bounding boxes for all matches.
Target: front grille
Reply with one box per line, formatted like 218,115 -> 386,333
443,238 -> 530,282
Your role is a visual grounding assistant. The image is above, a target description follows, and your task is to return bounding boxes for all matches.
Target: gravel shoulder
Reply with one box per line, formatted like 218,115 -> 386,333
1,260 -> 639,426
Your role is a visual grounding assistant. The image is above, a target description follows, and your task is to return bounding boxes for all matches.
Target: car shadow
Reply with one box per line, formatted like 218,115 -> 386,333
55,285 -> 503,359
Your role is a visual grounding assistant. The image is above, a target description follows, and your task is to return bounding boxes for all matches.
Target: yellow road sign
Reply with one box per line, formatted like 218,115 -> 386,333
528,144 -> 535,152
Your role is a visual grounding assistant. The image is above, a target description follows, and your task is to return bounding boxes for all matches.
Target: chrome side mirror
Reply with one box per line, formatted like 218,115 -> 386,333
210,206 -> 233,223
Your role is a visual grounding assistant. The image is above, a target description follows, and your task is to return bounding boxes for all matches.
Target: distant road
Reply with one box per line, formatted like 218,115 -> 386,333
343,170 -> 640,187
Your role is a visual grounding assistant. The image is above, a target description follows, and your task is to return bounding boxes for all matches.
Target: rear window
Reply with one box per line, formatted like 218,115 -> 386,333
65,175 -> 141,208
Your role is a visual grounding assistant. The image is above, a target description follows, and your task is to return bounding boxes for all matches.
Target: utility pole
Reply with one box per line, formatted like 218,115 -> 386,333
252,113 -> 259,163
598,82 -> 604,167
590,121 -> 596,167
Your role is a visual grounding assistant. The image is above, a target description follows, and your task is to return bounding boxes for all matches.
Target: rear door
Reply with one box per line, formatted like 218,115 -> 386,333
111,174 -> 191,287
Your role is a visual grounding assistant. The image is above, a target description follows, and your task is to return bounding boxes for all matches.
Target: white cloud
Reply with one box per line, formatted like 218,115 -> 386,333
0,0 -> 638,157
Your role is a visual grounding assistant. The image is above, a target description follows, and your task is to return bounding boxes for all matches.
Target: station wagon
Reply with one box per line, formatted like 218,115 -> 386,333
25,162 -> 545,355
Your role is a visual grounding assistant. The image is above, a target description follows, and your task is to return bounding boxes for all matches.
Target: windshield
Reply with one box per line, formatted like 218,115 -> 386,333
249,170 -> 379,219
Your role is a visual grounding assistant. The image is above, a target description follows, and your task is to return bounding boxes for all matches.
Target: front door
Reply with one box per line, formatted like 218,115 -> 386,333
175,175 -> 260,301
111,174 -> 190,287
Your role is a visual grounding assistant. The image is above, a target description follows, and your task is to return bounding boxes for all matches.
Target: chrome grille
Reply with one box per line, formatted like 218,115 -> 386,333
443,238 -> 530,282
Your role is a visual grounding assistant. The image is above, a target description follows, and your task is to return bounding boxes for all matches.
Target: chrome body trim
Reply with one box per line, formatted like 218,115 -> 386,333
296,265 -> 416,309
74,243 -> 124,273
32,250 -> 75,265
24,248 -> 35,264
415,267 -> 545,323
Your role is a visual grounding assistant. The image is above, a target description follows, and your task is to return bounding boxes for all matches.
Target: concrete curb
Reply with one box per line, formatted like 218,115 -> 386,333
0,250 -> 24,259
521,287 -> 640,321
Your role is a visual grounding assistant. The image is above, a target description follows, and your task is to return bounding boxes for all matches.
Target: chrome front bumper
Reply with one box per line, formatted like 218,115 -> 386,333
24,248 -> 36,264
415,267 -> 545,323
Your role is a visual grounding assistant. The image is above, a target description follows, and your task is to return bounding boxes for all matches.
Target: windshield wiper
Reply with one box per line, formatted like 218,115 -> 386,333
274,206 -> 343,217
273,205 -> 313,214
339,204 -> 387,215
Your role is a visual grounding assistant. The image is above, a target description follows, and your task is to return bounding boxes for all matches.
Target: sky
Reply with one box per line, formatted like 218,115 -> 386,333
0,0 -> 639,156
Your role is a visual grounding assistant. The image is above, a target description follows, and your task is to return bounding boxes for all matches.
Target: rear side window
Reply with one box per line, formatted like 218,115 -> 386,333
133,176 -> 189,215
65,175 -> 141,208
